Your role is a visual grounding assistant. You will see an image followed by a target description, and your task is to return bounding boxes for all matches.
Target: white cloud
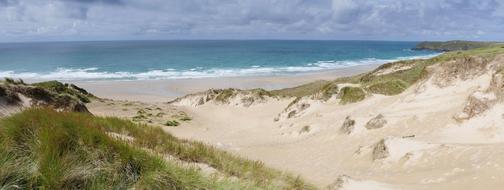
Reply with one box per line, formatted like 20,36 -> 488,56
0,0 -> 502,41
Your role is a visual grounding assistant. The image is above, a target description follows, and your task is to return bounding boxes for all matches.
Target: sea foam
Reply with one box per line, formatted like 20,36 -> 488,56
0,54 -> 440,81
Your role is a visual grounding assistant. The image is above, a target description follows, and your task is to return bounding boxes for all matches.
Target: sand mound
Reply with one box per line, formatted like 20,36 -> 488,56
0,82 -> 91,116
371,61 -> 417,76
169,88 -> 277,107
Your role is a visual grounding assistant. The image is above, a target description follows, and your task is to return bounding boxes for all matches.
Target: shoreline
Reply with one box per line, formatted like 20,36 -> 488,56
73,64 -> 380,102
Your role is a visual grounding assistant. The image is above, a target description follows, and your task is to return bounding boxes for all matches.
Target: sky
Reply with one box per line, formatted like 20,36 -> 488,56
0,0 -> 503,42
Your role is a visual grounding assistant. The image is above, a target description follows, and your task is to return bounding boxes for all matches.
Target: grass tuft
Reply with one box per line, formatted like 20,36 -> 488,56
215,89 -> 236,103
165,120 -> 180,127
366,79 -> 408,95
339,87 -> 366,104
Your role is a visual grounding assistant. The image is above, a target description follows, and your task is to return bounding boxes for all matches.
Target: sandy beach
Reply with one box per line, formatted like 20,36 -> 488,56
74,64 -> 379,102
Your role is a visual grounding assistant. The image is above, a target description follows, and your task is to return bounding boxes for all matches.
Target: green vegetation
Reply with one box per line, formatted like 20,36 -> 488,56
0,109 -> 239,189
249,88 -> 274,98
0,86 -> 21,105
3,78 -> 26,85
316,82 -> 339,101
179,116 -> 192,121
413,40 -> 500,51
214,88 -> 274,102
172,111 -> 192,122
434,45 -> 504,60
132,114 -> 147,121
271,80 -> 332,98
33,81 -> 94,103
366,80 -> 408,95
270,44 -> 504,104
137,109 -> 147,115
338,87 -> 366,104
156,112 -> 166,117
0,108 -> 314,189
215,89 -> 235,103
359,60 -> 429,96
165,120 -> 180,127
1,80 -> 90,112
299,126 -> 311,134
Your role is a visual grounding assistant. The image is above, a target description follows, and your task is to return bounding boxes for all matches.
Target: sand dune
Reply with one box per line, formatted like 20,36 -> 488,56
154,54 -> 504,189
84,50 -> 504,189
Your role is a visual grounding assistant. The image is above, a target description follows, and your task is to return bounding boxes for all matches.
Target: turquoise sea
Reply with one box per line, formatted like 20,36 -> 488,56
0,40 -> 439,81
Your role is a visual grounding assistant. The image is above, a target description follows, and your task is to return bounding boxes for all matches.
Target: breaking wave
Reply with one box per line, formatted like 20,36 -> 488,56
0,53 -> 440,81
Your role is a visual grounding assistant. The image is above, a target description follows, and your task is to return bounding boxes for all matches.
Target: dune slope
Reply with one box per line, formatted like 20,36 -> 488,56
163,45 -> 504,189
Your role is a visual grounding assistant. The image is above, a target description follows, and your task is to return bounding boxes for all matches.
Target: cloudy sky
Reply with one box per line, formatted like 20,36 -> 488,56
0,0 -> 503,42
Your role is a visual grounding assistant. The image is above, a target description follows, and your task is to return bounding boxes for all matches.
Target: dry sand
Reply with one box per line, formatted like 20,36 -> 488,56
86,58 -> 504,190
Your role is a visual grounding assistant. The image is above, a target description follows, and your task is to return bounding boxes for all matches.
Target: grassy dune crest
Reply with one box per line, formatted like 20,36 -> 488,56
272,45 -> 504,104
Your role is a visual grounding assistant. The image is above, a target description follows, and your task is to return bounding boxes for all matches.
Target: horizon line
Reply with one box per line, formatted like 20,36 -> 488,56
0,38 -> 491,44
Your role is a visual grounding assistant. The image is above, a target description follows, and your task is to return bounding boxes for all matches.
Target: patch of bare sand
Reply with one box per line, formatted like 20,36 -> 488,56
87,98 -> 193,127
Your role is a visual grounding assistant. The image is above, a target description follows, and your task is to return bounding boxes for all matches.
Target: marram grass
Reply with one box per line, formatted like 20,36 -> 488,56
0,108 -> 315,190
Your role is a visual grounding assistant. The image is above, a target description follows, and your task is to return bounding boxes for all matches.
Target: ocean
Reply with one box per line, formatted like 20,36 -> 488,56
0,40 -> 439,81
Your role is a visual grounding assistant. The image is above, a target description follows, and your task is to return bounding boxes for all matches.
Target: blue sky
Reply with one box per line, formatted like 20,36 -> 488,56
0,0 -> 503,42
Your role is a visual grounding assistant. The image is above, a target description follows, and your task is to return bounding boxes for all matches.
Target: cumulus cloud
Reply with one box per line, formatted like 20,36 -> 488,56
0,0 -> 502,41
